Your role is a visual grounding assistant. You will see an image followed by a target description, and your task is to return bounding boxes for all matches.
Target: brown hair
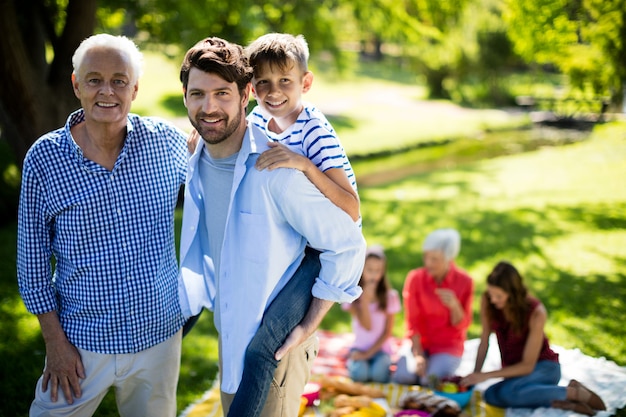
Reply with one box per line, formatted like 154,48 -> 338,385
484,261 -> 530,334
359,251 -> 391,311
245,33 -> 309,76
180,37 -> 253,92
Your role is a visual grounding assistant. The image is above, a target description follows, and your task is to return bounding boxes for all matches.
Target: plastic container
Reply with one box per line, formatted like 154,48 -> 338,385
301,382 -> 321,406
433,386 -> 474,408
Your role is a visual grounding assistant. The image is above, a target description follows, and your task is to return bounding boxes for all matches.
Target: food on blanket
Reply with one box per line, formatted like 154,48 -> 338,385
319,376 -> 385,398
398,390 -> 461,417
440,382 -> 458,393
334,394 -> 373,409
328,401 -> 387,417
434,376 -> 469,393
357,402 -> 387,417
328,406 -> 357,417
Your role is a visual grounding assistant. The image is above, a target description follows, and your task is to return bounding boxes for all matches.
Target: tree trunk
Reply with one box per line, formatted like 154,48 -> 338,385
0,0 -> 97,167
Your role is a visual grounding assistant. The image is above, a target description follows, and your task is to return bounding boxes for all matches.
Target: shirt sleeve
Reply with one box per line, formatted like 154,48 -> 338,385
161,120 -> 189,186
300,118 -> 346,173
273,169 -> 365,304
17,150 -> 57,315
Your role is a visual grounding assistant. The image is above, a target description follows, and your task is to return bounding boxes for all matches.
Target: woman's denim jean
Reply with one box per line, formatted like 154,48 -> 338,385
348,350 -> 392,383
226,247 -> 321,417
484,360 -> 567,408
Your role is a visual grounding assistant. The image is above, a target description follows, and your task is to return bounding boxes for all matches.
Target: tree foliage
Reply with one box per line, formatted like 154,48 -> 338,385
504,0 -> 626,109
1,0 -> 625,176
0,0 -> 97,166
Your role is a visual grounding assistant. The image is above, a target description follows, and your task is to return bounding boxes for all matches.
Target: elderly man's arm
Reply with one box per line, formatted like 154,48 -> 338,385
37,312 -> 85,404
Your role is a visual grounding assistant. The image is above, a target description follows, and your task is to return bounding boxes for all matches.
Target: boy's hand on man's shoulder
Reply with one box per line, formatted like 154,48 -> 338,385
255,142 -> 309,172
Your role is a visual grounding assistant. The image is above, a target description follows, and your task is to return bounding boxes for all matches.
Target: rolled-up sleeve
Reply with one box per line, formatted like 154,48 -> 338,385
275,170 -> 365,304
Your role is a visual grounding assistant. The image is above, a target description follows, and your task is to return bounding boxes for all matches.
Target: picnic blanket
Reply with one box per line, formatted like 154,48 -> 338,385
180,331 -> 626,417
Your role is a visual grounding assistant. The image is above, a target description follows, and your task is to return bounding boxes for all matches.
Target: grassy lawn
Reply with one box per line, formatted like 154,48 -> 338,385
1,51 -> 624,415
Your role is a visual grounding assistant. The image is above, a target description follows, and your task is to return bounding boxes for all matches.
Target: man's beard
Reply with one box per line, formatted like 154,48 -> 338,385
191,106 -> 243,146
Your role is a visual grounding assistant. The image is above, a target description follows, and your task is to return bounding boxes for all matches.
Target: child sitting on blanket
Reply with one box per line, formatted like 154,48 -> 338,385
342,245 -> 401,383
461,261 -> 606,416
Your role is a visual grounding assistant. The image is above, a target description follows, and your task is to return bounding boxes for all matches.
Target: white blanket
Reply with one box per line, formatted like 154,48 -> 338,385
457,335 -> 626,416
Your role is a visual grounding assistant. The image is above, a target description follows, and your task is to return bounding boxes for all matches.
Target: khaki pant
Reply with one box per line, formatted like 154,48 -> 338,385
221,334 -> 319,417
30,330 -> 182,417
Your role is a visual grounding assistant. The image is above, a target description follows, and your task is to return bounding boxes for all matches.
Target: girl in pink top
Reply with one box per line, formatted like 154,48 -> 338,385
342,245 -> 401,382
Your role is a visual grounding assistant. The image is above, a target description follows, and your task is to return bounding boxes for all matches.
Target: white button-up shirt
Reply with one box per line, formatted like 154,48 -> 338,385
178,123 -> 365,393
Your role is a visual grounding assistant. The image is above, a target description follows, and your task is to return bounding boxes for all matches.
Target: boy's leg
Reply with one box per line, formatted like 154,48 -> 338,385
182,311 -> 202,337
226,248 -> 321,417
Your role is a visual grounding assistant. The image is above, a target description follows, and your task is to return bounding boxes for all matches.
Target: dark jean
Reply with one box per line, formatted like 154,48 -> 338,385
484,360 -> 567,408
226,247 -> 321,417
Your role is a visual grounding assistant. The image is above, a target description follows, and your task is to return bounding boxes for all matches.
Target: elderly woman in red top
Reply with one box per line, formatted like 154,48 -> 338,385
393,228 -> 474,385
461,261 -> 606,415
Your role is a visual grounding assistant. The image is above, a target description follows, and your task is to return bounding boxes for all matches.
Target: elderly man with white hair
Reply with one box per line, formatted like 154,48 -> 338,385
17,34 -> 188,416
393,228 -> 474,385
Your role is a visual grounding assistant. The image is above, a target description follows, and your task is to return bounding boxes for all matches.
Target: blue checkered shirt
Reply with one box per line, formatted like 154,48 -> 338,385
17,109 -> 188,354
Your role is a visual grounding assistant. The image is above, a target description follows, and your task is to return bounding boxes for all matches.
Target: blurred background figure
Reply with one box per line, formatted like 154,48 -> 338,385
342,245 -> 400,383
461,261 -> 605,415
393,229 -> 474,386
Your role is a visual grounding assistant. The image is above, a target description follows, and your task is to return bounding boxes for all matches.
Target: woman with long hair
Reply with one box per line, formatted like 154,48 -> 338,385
461,261 -> 606,415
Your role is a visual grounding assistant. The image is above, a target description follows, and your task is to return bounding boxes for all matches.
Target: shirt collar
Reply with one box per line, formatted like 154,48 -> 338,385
64,108 -> 135,167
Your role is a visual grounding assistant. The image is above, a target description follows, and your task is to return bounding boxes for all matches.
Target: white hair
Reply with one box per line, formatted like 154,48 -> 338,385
72,34 -> 144,83
422,228 -> 461,261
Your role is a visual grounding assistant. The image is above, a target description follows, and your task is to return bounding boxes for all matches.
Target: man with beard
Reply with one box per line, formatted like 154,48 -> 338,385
177,37 -> 366,417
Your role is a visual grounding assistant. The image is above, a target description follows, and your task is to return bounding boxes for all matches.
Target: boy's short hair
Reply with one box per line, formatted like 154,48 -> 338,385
245,33 -> 310,75
180,37 -> 253,93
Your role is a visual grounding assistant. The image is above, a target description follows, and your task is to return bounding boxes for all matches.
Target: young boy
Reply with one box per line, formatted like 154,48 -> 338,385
248,33 -> 360,221
225,33 -> 362,417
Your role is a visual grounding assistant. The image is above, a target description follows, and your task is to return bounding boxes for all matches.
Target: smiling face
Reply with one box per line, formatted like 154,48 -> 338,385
184,67 -> 249,157
251,61 -> 313,127
487,285 -> 509,309
72,47 -> 138,127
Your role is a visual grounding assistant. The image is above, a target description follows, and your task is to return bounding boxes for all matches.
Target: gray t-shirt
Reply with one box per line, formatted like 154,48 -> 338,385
198,146 -> 237,329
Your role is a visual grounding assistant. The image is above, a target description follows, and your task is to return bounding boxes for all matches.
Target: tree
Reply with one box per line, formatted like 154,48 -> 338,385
0,0 -> 97,166
504,0 -> 626,110
0,0 -> 348,167
348,0 -> 471,99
